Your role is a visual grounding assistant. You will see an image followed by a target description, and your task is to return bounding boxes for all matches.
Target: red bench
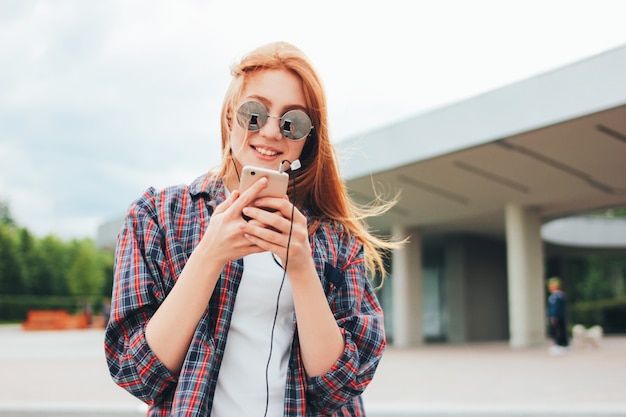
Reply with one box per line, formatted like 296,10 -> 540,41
22,310 -> 70,331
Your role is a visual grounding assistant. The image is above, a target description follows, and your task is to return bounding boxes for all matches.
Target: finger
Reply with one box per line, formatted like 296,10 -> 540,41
243,231 -> 285,256
243,207 -> 290,232
243,221 -> 290,252
233,177 -> 268,210
251,197 -> 292,218
241,242 -> 266,256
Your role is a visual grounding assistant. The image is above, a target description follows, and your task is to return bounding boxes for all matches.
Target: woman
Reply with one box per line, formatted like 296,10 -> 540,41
105,41 -> 397,416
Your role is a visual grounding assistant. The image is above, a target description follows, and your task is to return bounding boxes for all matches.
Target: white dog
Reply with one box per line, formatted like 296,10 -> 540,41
572,324 -> 603,348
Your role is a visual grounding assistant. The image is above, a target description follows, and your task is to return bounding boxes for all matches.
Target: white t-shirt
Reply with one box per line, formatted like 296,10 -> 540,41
212,251 -> 295,416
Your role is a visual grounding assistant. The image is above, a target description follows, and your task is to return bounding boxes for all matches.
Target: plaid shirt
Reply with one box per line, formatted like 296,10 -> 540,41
104,173 -> 386,416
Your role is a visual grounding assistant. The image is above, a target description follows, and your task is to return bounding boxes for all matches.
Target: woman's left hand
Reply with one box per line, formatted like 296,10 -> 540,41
240,196 -> 313,277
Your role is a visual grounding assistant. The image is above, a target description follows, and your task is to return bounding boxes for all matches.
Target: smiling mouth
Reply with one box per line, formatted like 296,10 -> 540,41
253,146 -> 280,157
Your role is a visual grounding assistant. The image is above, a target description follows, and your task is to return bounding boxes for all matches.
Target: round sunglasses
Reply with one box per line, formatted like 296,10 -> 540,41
236,100 -> 313,140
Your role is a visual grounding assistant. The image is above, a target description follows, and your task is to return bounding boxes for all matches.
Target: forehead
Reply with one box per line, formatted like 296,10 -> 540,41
241,69 -> 306,109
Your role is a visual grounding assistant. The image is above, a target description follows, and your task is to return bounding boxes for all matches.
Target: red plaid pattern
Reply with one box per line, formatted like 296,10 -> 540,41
104,174 -> 386,416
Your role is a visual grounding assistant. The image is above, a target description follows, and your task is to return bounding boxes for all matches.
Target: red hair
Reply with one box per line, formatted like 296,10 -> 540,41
216,42 -> 399,279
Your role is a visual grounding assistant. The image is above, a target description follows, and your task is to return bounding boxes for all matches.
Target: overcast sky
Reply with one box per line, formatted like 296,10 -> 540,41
1,0 -> 626,241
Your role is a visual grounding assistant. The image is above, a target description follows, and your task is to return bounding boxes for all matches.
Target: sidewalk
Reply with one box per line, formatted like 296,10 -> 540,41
0,324 -> 625,416
363,336 -> 626,416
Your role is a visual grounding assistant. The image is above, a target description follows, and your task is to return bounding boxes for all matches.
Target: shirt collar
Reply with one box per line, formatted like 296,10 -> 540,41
188,173 -> 227,207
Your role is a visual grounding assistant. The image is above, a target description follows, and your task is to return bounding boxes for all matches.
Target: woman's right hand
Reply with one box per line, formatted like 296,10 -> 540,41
197,176 -> 270,265
145,176 -> 271,374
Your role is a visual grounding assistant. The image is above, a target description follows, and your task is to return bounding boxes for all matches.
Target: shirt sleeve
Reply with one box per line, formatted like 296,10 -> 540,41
306,234 -> 386,414
103,189 -> 178,405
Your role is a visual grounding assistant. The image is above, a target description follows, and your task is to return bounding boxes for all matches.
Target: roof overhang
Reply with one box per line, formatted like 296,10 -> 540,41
337,45 -> 626,241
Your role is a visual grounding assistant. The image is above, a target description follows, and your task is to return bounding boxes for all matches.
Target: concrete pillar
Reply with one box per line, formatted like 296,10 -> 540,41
391,225 -> 423,347
444,237 -> 466,343
505,203 -> 546,348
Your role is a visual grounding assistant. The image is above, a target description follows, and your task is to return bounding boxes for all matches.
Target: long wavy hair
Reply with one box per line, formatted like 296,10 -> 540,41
216,41 -> 399,280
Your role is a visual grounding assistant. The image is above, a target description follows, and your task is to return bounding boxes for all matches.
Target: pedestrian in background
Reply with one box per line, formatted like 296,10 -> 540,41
547,276 -> 569,355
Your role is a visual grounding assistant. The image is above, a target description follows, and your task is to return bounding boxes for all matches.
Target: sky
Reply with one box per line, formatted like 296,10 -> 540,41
1,0 -> 626,242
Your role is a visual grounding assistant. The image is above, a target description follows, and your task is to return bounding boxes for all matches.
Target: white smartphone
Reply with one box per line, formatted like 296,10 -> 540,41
238,166 -> 289,198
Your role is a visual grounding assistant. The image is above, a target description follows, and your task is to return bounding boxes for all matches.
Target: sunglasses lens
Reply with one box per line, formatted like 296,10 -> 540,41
236,101 -> 268,131
236,101 -> 312,140
281,110 -> 312,140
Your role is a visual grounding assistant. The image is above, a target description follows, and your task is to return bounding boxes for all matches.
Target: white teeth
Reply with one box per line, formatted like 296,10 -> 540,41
255,147 -> 278,156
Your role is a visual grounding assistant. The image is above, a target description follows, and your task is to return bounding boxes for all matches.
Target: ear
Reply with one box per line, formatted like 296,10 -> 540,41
226,111 -> 232,130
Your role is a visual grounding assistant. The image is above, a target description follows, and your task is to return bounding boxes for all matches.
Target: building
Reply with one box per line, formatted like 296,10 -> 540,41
337,44 -> 626,348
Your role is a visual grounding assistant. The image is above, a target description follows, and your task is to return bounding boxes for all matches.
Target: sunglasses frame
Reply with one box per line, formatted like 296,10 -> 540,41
236,100 -> 313,141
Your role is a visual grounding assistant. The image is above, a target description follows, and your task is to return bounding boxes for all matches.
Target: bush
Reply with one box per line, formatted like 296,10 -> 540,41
0,295 -> 91,322
570,297 -> 626,334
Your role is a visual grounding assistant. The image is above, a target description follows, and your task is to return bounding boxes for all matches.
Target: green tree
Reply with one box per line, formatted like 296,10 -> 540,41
0,225 -> 26,294
0,198 -> 118,321
601,207 -> 626,218
66,238 -> 105,302
588,254 -> 626,299
16,228 -> 38,293
568,253 -> 626,303
100,250 -> 115,298
0,200 -> 16,228
38,235 -> 71,296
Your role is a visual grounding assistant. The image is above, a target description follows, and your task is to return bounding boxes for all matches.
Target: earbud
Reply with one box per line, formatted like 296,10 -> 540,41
278,159 -> 301,174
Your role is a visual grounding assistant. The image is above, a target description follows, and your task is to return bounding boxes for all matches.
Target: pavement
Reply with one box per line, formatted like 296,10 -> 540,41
0,324 -> 625,417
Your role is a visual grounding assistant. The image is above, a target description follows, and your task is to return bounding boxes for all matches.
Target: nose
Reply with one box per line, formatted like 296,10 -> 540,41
259,114 -> 283,140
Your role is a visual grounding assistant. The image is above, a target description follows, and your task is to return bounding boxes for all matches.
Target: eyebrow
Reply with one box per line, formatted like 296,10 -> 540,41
246,95 -> 308,113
